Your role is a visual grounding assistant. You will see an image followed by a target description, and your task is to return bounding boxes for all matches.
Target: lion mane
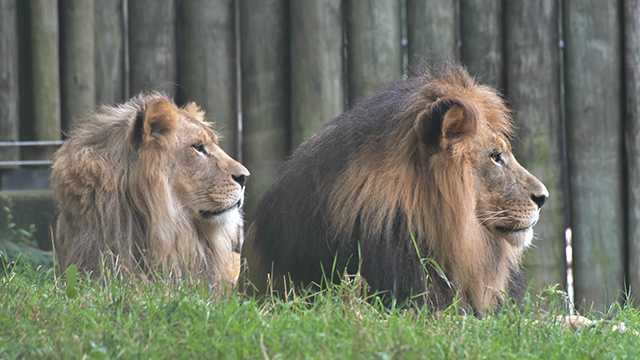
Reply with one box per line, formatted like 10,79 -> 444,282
243,65 -> 545,314
52,93 -> 246,286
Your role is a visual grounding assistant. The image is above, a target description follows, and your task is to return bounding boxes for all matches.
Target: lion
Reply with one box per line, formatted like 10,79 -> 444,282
51,93 -> 250,286
242,65 -> 549,315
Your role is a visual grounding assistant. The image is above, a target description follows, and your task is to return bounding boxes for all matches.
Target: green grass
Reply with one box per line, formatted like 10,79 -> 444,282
1,260 -> 639,359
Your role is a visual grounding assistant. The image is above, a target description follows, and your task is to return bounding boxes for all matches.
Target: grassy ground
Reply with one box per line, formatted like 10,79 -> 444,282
1,259 -> 639,359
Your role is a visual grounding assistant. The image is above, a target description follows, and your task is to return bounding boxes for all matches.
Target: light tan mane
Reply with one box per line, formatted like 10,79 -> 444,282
52,93 -> 241,285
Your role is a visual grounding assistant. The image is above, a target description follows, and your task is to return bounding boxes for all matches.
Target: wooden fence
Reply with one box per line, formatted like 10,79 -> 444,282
1,0 -> 639,311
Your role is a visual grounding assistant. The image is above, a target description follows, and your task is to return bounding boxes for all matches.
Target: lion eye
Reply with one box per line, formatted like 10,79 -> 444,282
192,143 -> 208,155
490,151 -> 505,166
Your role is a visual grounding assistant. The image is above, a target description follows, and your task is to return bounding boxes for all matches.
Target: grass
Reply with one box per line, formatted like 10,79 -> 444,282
1,259 -> 639,359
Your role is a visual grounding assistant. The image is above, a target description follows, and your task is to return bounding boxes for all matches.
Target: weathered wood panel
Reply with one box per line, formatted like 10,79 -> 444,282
504,0 -> 565,292
347,0 -> 402,102
60,0 -> 95,130
0,0 -> 19,165
95,0 -> 127,105
564,1 -> 624,310
407,0 -> 458,71
178,0 -> 237,155
240,0 -> 289,218
625,0 -> 640,301
29,0 -> 61,159
460,0 -> 503,89
290,0 -> 344,147
129,0 -> 176,96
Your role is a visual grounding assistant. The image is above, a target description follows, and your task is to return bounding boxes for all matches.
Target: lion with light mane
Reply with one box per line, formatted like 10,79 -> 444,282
243,65 -> 548,315
52,93 -> 249,286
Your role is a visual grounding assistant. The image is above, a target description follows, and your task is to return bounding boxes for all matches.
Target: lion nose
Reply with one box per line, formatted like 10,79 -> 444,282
531,189 -> 549,209
227,160 -> 249,187
232,174 -> 246,187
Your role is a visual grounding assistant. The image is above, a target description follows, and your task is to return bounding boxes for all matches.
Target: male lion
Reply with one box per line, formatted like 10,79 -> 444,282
52,93 -> 249,286
242,66 -> 548,315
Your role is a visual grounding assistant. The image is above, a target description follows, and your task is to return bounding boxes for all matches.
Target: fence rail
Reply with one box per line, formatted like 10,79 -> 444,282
0,0 -> 638,311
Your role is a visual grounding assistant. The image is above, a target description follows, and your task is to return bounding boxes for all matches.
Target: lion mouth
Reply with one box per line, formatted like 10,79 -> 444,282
494,217 -> 538,234
490,213 -> 539,234
494,225 -> 531,234
199,200 -> 241,219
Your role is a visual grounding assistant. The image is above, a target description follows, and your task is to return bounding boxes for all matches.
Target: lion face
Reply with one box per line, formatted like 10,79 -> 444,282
171,104 -> 249,224
134,98 -> 249,226
424,91 -> 548,249
472,141 -> 548,247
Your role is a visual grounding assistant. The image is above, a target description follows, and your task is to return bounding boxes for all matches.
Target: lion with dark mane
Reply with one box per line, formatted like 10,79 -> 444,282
243,66 -> 548,314
52,93 -> 249,286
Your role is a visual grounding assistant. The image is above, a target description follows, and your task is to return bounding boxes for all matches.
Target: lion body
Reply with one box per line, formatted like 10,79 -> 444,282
243,67 -> 546,314
52,94 -> 248,286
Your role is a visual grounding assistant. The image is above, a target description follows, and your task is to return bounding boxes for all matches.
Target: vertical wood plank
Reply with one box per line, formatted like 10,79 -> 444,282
504,0 -> 566,292
95,0 -> 127,105
460,0 -> 503,89
290,0 -> 344,147
625,0 -> 640,301
29,0 -> 61,159
240,0 -> 289,218
0,0 -> 19,165
60,0 -> 95,130
564,0 -> 624,310
347,0 -> 402,102
178,0 -> 237,155
129,0 -> 176,96
406,0 -> 458,71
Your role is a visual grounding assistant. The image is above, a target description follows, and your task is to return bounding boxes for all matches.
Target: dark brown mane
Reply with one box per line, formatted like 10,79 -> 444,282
243,65 -> 524,314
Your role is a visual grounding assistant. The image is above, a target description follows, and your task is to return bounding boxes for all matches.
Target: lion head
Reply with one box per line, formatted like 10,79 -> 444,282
408,74 -> 549,250
242,66 -> 547,314
52,93 -> 249,286
470,127 -> 549,248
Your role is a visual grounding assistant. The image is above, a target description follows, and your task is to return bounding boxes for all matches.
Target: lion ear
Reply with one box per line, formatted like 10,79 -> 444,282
416,98 -> 478,149
132,98 -> 178,148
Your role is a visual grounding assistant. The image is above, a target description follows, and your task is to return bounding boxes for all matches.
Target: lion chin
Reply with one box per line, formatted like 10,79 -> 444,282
490,207 -> 541,248
242,65 -> 548,315
200,198 -> 243,220
496,227 -> 535,248
51,93 -> 249,288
